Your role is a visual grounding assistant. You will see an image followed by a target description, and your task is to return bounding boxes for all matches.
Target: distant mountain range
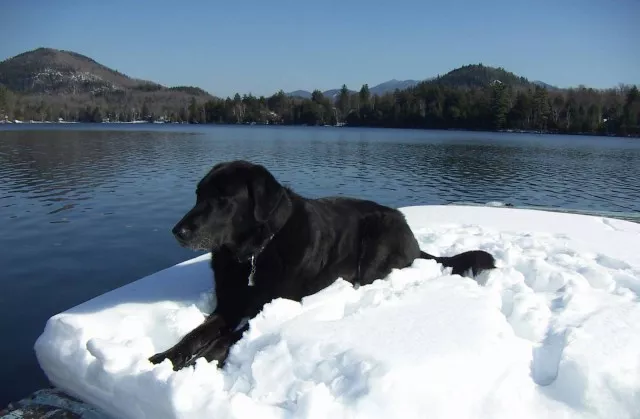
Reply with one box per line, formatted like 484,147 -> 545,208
286,77 -> 561,99
0,47 -> 575,125
0,47 -> 563,104
0,48 -> 429,101
532,80 -> 559,90
286,79 -> 424,99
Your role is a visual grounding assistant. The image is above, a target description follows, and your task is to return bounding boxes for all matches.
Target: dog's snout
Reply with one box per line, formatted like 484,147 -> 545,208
172,225 -> 192,241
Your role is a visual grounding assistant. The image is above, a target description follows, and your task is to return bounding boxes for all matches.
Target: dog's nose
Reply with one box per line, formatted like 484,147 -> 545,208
172,225 -> 192,241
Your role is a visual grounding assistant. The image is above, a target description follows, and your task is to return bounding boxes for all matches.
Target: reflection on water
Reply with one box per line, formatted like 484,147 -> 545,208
0,124 -> 639,404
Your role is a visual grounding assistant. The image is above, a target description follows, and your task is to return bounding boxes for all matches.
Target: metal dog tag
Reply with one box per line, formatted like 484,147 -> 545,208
248,255 -> 256,286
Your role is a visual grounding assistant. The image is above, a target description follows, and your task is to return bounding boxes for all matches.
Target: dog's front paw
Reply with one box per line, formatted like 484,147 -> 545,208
148,313 -> 229,370
148,350 -> 170,365
149,347 -> 191,370
183,326 -> 247,369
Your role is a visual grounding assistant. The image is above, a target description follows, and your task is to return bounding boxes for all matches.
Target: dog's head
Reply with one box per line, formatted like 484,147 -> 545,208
172,160 -> 291,257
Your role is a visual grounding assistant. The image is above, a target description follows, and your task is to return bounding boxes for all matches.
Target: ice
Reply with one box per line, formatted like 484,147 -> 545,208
34,205 -> 640,419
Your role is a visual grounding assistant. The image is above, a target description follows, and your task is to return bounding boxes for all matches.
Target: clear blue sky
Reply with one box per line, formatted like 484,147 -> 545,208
1,0 -> 638,97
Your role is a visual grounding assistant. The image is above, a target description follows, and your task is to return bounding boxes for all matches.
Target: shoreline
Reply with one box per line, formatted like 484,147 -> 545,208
1,120 -> 638,139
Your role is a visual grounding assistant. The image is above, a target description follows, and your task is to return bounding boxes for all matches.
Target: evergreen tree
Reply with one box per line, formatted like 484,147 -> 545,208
359,84 -> 371,109
490,81 -> 509,130
622,86 -> 639,135
532,86 -> 550,130
337,84 -> 350,121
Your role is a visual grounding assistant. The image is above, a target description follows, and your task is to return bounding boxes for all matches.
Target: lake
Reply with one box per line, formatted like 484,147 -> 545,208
1,124 -> 639,406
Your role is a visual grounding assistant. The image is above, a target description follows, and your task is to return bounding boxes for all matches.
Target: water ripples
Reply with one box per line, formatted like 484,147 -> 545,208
1,128 -> 639,219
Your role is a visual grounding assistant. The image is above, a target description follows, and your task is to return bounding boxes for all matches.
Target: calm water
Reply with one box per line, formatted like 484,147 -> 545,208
1,124 -> 639,405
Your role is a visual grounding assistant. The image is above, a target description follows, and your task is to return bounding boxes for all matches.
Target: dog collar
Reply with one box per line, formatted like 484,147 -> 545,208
246,189 -> 287,286
247,233 -> 274,287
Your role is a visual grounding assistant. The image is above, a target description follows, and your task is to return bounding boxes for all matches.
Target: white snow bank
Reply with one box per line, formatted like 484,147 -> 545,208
34,205 -> 640,419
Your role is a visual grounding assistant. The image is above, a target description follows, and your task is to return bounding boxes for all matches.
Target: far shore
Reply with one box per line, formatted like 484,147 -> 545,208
1,119 -> 638,139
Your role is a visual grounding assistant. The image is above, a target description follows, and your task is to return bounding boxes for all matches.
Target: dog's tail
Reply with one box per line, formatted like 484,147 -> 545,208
420,250 -> 496,277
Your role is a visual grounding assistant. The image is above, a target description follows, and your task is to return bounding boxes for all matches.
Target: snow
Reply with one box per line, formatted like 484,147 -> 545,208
34,205 -> 640,419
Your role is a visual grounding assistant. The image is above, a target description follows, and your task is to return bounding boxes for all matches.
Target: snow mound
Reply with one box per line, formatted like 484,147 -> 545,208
34,205 -> 640,419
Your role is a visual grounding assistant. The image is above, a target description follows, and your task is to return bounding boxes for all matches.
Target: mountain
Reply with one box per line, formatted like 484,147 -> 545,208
321,89 -> 346,100
286,90 -> 313,99
426,64 -> 532,89
285,71 -> 560,99
0,48 -> 214,97
0,47 -> 213,121
532,80 -> 559,90
0,47 -> 155,94
369,79 -> 421,95
286,79 -> 421,99
285,89 -> 342,99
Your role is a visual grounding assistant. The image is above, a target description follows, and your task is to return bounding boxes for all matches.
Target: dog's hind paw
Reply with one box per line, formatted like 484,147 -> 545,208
446,250 -> 496,277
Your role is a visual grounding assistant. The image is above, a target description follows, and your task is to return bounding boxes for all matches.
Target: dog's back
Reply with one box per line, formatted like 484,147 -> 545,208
274,194 -> 421,290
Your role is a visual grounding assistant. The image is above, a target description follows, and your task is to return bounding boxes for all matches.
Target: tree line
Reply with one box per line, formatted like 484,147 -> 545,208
1,79 -> 638,137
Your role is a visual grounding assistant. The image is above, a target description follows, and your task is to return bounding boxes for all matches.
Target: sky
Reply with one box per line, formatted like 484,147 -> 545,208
0,0 -> 638,98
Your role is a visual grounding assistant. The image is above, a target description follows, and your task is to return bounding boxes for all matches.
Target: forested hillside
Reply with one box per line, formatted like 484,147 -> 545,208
0,49 -> 638,136
0,48 -> 212,122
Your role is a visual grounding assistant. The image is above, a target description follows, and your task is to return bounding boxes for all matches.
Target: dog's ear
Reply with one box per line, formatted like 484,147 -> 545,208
249,165 -> 285,223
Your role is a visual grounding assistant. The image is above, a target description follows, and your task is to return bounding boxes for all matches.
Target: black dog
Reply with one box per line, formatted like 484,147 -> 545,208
149,160 -> 496,370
